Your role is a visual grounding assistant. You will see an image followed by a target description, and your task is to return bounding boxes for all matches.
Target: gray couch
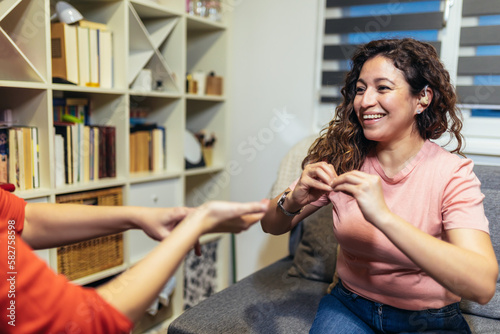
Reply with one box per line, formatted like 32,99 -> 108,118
168,140 -> 500,333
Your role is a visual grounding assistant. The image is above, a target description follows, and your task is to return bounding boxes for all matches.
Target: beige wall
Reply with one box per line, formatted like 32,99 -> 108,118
228,1 -> 320,280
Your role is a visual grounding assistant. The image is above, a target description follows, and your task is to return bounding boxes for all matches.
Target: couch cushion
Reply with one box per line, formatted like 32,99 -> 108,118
287,204 -> 338,283
460,165 -> 500,320
463,313 -> 500,334
168,258 -> 329,334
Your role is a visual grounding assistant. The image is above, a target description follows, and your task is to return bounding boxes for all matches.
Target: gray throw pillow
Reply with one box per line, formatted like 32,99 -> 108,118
287,204 -> 338,283
460,187 -> 500,319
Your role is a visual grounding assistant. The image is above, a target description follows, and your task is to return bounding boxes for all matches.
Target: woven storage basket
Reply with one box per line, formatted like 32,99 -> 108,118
56,187 -> 124,281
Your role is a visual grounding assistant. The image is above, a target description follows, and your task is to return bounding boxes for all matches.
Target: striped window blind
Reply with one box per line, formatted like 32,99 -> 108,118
457,0 -> 500,117
320,0 -> 446,105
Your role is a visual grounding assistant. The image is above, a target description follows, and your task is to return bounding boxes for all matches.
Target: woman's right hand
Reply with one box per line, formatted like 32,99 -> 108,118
289,161 -> 337,207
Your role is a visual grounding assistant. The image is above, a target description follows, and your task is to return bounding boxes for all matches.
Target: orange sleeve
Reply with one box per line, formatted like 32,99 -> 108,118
0,190 -> 133,333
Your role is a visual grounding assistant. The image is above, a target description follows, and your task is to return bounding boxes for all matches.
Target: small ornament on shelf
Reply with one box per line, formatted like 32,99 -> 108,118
195,130 -> 217,167
206,72 -> 223,96
186,71 -> 223,96
186,0 -> 222,21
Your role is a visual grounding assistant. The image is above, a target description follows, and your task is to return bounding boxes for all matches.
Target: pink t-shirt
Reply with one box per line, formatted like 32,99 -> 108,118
292,140 -> 489,310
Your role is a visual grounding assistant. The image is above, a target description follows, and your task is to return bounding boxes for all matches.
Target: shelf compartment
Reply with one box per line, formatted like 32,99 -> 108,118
129,94 -> 184,174
0,0 -> 21,22
55,187 -> 125,282
0,28 -> 45,82
67,1 -> 127,89
0,87 -> 50,192
128,178 -> 183,264
131,1 -> 180,49
185,171 -> 230,207
186,28 -> 227,95
0,0 -> 48,82
186,99 -> 225,169
52,90 -> 127,183
128,3 -> 181,93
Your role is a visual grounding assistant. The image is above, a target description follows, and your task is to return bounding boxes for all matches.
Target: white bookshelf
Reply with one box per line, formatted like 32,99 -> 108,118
0,0 -> 230,329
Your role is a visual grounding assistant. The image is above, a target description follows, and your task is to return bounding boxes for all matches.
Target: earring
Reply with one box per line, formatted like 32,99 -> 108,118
420,85 -> 429,105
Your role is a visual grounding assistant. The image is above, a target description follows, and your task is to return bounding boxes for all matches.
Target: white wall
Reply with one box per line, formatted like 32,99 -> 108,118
227,1 -> 320,280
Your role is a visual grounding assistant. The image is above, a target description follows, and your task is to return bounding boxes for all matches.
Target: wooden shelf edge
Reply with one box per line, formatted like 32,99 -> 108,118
0,80 -> 47,90
129,171 -> 183,184
130,0 -> 184,17
53,178 -> 128,196
14,188 -> 53,200
186,14 -> 226,31
51,84 -> 128,95
184,165 -> 224,176
130,90 -> 182,99
71,264 -> 128,286
186,93 -> 225,101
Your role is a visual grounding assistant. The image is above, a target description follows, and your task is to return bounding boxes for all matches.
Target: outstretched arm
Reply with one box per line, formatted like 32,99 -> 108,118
96,199 -> 269,323
22,203 -> 191,249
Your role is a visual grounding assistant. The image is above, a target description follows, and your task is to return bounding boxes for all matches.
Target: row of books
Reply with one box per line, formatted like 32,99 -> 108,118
130,124 -> 166,173
54,123 -> 116,187
53,97 -> 90,124
51,20 -> 113,88
0,127 -> 40,191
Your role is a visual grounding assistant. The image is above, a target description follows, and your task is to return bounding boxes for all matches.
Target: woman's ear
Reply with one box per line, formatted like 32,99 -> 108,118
416,85 -> 433,114
419,85 -> 432,107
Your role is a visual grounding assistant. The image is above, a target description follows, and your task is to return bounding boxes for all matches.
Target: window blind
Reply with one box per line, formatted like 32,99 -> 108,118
456,0 -> 500,116
320,0 -> 445,104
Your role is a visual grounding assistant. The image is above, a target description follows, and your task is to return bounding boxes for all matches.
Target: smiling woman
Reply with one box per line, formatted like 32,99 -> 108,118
353,55 -> 427,161
260,38 -> 498,334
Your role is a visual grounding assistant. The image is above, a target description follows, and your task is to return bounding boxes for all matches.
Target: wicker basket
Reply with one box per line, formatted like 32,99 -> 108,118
56,187 -> 124,281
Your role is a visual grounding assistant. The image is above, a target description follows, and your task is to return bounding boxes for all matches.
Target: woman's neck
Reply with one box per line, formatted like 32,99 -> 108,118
375,137 -> 425,178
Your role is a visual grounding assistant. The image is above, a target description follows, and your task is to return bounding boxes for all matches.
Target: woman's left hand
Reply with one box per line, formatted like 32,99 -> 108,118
135,206 -> 195,241
331,170 -> 392,226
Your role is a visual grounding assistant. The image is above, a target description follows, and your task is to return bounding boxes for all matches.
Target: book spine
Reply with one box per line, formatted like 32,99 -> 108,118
106,127 -> 116,178
98,127 -> 106,178
0,128 -> 8,184
31,127 -> 40,189
8,129 -> 18,188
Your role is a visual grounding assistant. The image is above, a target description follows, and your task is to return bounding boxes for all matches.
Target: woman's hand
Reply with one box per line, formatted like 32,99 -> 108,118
289,162 -> 337,207
185,199 -> 270,235
331,170 -> 392,226
134,206 -> 194,241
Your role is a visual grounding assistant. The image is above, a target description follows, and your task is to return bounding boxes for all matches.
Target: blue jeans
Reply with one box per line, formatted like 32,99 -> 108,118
310,281 -> 472,334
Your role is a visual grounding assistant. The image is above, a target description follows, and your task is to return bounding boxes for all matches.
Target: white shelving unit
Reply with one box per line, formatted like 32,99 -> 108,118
0,0 -> 229,329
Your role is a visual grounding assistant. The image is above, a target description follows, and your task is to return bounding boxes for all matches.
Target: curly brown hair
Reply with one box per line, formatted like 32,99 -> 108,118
303,38 -> 464,174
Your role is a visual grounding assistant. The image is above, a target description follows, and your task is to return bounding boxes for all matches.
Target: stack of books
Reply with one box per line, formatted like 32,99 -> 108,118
51,20 -> 113,88
130,124 -> 166,173
54,123 -> 116,187
0,126 -> 40,191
